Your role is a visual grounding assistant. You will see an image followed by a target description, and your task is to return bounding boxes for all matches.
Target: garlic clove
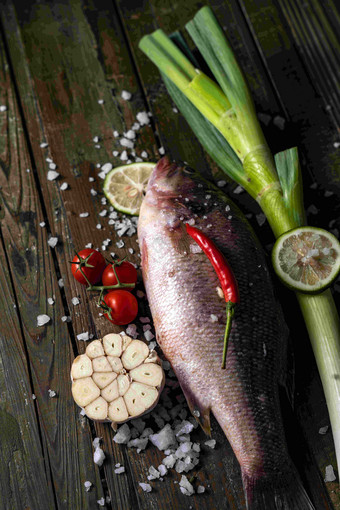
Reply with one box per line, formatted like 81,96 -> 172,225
72,377 -> 100,407
86,340 -> 105,359
92,371 -> 117,390
101,379 -> 119,402
108,396 -> 129,422
117,373 -> 131,396
121,340 -> 149,370
123,382 -> 158,416
129,363 -> 164,387
92,356 -> 112,373
103,333 -> 123,357
107,356 -> 124,373
71,354 -> 93,380
85,396 -> 108,420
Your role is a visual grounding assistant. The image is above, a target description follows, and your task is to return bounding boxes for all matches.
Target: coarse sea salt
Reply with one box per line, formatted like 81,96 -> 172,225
139,483 -> 152,493
48,389 -> 57,398
47,170 -> 59,181
48,237 -> 58,248
115,466 -> 125,474
84,481 -> 92,492
47,297 -> 54,305
77,332 -> 89,341
179,475 -> 195,496
121,90 -> 132,100
71,297 -> 80,305
324,465 -> 336,482
40,142 -> 48,148
204,439 -> 216,449
97,497 -> 105,506
60,182 -> 69,190
101,162 -> 113,173
113,423 -> 131,444
79,212 -> 89,218
136,111 -> 150,126
37,314 -> 50,326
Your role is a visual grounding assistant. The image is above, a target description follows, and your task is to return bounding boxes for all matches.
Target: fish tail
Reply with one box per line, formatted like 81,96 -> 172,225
242,466 -> 315,510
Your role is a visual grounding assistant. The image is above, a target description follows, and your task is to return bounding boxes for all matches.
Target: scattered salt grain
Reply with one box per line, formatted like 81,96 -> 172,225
48,162 -> 57,170
136,111 -> 150,126
125,129 -> 136,140
99,210 -> 107,217
147,466 -> 160,480
307,204 -> 319,215
140,317 -> 150,324
197,485 -> 205,494
97,497 -> 105,506
273,115 -> 286,130
319,426 -> 329,435
39,221 -> 46,227
204,439 -> 216,449
37,314 -> 50,326
149,341 -> 157,350
32,394 -> 36,400
210,314 -> 218,323
334,142 -> 340,149
158,464 -> 168,476
93,136 -> 99,143
93,445 -> 106,466
96,224 -> 102,230
113,423 -> 131,444
217,180 -> 226,187
258,112 -> 272,125
120,137 -> 134,149
324,190 -> 334,198
324,465 -> 336,482
139,483 -> 152,492
149,424 -> 176,451
137,290 -> 145,298
101,162 -> 113,173
112,150 -> 118,156
159,146 -> 165,155
179,475 -> 195,496
48,237 -> 58,248
71,297 -> 80,305
121,90 -> 132,100
128,437 -> 148,450
77,332 -> 90,341
233,185 -> 244,194
48,389 -> 57,398
162,454 -> 177,469
125,323 -> 138,338
97,99 -> 104,104
116,240 -> 125,249
79,212 -> 89,218
89,177 -> 95,182
47,170 -> 59,181
90,188 -> 97,196
173,107 -> 178,113
58,278 -> 64,288
84,481 -> 92,492
144,330 -> 155,341
60,182 -> 69,190
47,298 -> 54,305
115,466 -> 125,474
120,150 -> 128,161
85,243 -> 93,248
40,142 -> 48,148
256,213 -> 266,226
175,421 -> 194,437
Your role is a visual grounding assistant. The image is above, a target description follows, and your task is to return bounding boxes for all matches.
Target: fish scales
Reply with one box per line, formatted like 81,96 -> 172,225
138,157 -> 314,509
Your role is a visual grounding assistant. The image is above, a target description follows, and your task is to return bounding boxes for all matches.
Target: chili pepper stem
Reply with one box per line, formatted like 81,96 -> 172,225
221,302 -> 235,369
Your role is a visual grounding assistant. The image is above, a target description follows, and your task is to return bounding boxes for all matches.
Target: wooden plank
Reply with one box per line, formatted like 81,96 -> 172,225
0,18 -> 105,509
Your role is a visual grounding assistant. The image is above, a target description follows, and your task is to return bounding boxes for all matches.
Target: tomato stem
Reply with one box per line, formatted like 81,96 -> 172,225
87,282 -> 135,291
221,302 -> 235,369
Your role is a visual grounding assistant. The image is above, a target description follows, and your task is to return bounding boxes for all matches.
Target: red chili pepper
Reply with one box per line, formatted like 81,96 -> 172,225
185,223 -> 239,369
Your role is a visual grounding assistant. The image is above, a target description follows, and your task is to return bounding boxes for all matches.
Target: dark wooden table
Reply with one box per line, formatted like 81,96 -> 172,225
0,1 -> 339,509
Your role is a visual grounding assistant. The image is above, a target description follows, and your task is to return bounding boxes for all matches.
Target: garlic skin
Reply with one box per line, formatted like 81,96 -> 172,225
71,333 -> 165,425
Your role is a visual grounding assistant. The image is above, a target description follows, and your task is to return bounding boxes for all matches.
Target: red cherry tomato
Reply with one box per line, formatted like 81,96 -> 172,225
102,260 -> 138,289
103,290 -> 138,325
71,249 -> 106,285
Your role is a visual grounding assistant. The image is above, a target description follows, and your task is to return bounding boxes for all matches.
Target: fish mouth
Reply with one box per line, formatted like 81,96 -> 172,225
146,156 -> 196,201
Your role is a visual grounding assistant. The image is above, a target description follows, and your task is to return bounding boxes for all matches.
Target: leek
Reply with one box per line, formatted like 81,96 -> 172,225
139,5 -> 340,471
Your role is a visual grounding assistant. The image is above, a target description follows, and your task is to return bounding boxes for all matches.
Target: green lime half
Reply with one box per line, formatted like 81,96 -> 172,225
272,226 -> 340,293
103,162 -> 156,215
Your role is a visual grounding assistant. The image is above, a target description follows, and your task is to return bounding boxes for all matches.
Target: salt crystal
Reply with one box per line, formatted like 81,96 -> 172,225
116,240 -> 124,249
217,180 -> 226,187
47,298 -> 54,305
84,481 -> 92,492
93,446 -> 105,466
120,137 -> 134,149
233,185 -> 244,194
334,142 -> 340,149
97,497 -> 105,506
89,177 -> 95,182
136,112 -> 150,126
204,439 -> 216,449
40,142 -> 48,148
126,323 -> 138,338
173,107 -> 178,113
85,243 -> 93,248
58,278 -> 64,287
162,454 -> 177,469
37,314 -> 50,326
258,112 -> 272,125
115,466 -> 125,474
147,466 -> 160,480
149,341 -> 157,350
273,115 -> 286,130
187,218 -> 195,226
113,130 -> 119,137
48,162 -> 57,170
139,483 -> 152,492
96,224 -> 102,230
47,170 -> 59,181
99,210 -> 107,217
319,426 -> 329,435
149,424 -> 176,451
210,314 -> 218,323
256,213 -> 266,226
121,90 -> 132,100
60,182 -> 68,190
139,316 -> 150,324
175,421 -> 194,436
137,290 -> 145,298
93,136 -> 99,143
120,150 -> 128,161
324,465 -> 336,482
90,188 -> 97,196
179,475 -> 195,496
197,485 -> 205,494
98,171 -> 106,179
159,147 -> 165,155
77,332 -> 89,341
113,423 -> 131,444
48,389 -> 56,398
307,204 -> 319,215
125,129 -> 136,140
128,437 -> 148,450
128,248 -> 134,254
79,212 -> 89,218
71,297 -> 80,305
39,221 -> 46,227
144,330 -> 154,341
98,99 -> 104,104
324,190 -> 334,197
141,150 -> 148,158
48,237 -> 58,248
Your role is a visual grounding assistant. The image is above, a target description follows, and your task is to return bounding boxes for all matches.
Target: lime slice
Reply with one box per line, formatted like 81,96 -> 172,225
272,227 -> 340,293
103,162 -> 156,215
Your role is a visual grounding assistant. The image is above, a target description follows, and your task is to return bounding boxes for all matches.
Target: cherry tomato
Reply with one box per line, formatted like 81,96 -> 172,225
102,260 -> 138,289
103,290 -> 138,325
71,249 -> 106,285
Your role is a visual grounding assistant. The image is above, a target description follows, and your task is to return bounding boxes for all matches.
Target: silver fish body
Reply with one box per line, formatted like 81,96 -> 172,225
138,157 -> 314,509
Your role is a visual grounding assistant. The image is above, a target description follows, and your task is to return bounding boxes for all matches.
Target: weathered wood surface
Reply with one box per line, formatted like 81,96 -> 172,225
0,0 -> 339,509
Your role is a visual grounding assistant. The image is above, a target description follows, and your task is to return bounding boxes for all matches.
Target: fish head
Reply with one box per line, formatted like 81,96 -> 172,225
139,156 -> 198,232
